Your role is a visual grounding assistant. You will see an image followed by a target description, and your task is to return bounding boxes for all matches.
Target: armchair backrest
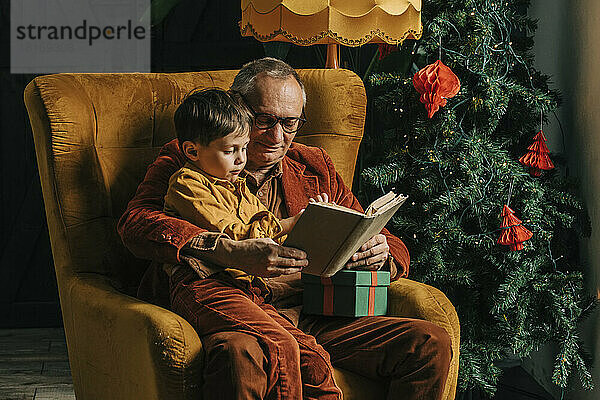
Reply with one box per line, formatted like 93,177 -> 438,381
24,69 -> 366,291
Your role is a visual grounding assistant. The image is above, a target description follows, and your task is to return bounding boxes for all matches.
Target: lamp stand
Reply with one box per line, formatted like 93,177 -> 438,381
325,44 -> 340,69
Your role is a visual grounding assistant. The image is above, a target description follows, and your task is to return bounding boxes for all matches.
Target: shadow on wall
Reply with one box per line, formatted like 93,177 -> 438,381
530,0 -> 600,398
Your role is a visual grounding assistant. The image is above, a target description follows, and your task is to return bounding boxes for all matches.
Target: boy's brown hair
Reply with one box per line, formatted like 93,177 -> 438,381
174,88 -> 252,147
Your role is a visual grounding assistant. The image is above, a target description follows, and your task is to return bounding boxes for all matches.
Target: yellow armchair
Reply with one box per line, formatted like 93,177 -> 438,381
25,69 -> 459,400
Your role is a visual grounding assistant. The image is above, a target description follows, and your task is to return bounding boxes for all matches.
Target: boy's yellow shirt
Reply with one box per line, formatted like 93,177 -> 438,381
164,162 -> 284,286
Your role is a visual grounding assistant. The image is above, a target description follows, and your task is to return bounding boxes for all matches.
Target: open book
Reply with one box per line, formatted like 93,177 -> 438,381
283,191 -> 408,277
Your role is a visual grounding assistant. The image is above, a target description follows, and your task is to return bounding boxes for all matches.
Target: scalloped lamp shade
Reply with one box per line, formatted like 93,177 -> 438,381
240,0 -> 422,47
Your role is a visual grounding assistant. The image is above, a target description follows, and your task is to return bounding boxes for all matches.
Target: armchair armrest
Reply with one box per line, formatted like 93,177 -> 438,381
62,273 -> 203,400
388,278 -> 460,400
389,278 -> 458,328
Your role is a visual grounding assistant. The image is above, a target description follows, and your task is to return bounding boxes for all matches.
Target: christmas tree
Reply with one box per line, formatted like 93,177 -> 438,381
359,0 -> 595,395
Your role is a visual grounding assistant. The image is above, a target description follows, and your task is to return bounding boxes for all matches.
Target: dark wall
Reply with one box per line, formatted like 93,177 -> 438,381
0,1 -> 62,327
0,0 -> 327,327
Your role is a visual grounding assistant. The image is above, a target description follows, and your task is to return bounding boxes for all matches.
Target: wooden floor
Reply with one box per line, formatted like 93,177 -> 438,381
0,328 -> 556,400
0,328 -> 74,400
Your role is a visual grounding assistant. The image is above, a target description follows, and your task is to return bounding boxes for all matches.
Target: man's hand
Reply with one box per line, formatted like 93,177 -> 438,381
345,234 -> 389,271
215,237 -> 308,277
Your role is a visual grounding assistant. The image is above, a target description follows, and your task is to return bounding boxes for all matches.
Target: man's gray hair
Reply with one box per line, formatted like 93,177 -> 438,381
231,57 -> 307,107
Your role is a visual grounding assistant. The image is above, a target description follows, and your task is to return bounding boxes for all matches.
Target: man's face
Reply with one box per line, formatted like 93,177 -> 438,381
246,75 -> 304,170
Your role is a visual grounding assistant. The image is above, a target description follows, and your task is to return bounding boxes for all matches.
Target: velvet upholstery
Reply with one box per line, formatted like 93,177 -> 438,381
24,68 -> 459,400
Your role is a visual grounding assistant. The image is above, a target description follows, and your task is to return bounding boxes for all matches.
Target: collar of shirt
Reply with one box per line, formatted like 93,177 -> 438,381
241,161 -> 284,188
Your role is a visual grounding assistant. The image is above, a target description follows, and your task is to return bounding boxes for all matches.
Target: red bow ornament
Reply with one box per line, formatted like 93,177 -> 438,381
519,130 -> 555,177
413,60 -> 461,118
497,205 -> 533,251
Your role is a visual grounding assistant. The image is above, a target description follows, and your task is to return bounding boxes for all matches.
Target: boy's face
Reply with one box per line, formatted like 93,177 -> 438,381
183,130 -> 250,183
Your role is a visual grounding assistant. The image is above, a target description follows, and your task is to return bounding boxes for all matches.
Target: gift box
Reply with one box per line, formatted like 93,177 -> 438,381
302,270 -> 390,317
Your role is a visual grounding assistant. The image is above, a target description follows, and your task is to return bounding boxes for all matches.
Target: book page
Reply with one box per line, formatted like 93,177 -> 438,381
311,201 -> 364,216
365,191 -> 407,216
365,191 -> 397,216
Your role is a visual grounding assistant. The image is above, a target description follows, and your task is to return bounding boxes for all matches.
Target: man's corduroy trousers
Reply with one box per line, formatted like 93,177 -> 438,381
170,267 -> 451,400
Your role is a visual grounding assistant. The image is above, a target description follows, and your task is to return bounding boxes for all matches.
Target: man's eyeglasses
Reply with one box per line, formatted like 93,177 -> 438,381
253,112 -> 306,133
239,94 -> 307,133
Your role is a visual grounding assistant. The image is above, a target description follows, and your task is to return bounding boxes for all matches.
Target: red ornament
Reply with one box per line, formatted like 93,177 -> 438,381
413,60 -> 461,118
378,44 -> 398,60
497,205 -> 533,251
519,130 -> 555,177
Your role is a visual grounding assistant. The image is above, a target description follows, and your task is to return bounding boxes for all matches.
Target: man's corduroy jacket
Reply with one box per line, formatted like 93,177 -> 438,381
117,139 -> 410,305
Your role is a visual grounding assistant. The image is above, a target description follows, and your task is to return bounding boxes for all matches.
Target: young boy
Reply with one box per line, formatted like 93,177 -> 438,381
163,88 -> 304,282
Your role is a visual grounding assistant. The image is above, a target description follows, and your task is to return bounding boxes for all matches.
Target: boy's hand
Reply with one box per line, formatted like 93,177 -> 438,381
309,193 -> 329,204
279,210 -> 304,236
279,190 -> 332,237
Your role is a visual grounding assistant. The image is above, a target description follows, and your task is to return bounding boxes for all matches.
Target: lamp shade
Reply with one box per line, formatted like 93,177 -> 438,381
240,0 -> 422,47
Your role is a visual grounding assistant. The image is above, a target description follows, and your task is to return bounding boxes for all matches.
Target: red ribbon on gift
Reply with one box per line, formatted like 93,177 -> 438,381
321,277 -> 334,315
368,271 -> 377,316
321,272 -> 379,316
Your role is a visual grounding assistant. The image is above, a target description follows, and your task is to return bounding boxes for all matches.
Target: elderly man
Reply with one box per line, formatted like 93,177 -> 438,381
118,57 -> 451,400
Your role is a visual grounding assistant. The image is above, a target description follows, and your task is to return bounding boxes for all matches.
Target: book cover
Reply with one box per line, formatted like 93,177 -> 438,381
283,191 -> 407,276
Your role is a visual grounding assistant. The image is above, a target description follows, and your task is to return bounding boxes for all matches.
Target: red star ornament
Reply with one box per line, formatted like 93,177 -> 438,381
519,130 -> 555,177
497,205 -> 533,251
413,60 -> 461,118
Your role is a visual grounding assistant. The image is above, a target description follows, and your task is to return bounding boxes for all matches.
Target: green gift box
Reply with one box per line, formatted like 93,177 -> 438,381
302,270 -> 390,317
